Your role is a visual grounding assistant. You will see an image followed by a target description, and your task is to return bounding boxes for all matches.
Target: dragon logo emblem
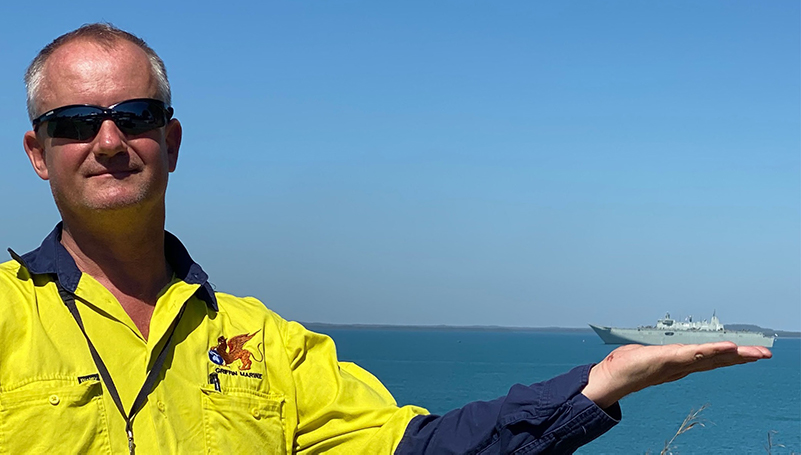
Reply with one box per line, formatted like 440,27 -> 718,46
208,331 -> 264,371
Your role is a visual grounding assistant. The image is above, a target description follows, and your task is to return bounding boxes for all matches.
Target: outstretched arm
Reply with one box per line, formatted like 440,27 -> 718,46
396,364 -> 621,455
396,342 -> 771,454
581,342 -> 772,409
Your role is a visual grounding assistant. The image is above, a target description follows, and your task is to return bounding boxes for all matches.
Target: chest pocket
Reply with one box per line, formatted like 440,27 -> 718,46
0,379 -> 112,454
201,387 -> 286,454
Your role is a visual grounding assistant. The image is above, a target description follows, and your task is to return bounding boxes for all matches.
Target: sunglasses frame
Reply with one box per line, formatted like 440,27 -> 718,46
31,98 -> 174,140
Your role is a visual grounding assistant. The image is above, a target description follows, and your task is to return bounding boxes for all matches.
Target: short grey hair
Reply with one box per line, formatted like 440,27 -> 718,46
24,23 -> 171,121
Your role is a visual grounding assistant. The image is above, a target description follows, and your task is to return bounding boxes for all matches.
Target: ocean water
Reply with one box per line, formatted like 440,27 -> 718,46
313,327 -> 801,454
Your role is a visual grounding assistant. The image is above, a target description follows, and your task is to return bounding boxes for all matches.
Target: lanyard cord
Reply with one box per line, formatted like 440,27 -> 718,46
56,282 -> 186,455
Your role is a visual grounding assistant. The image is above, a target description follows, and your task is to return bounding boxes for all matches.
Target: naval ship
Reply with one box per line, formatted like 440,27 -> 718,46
589,312 -> 775,347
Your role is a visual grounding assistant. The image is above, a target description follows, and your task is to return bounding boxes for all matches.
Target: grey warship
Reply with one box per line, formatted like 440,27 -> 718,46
589,312 -> 775,348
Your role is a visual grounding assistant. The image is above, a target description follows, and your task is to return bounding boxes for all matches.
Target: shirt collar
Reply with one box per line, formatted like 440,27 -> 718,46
8,222 -> 218,311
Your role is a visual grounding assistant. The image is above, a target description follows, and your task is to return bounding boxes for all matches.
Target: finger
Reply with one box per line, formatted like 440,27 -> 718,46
652,343 -> 755,377
658,343 -> 732,365
692,341 -> 739,355
698,352 -> 753,370
684,347 -> 769,374
736,345 -> 772,359
689,343 -> 771,362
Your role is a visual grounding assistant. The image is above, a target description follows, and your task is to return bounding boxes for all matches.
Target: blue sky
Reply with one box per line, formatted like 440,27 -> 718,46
1,2 -> 798,330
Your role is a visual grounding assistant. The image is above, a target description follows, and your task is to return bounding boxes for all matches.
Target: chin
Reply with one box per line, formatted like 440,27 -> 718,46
53,180 -> 165,215
74,190 -> 160,213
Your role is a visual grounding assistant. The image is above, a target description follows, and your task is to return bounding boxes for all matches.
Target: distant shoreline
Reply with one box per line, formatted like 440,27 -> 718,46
302,322 -> 801,338
303,323 -> 594,333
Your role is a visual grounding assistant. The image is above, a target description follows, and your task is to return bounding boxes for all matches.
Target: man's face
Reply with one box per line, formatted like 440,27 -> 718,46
23,39 -> 181,218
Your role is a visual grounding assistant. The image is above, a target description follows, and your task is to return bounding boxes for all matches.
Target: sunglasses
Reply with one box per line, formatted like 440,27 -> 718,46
32,98 -> 174,141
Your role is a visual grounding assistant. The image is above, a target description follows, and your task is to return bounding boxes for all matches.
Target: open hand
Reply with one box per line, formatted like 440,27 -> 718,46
581,342 -> 772,409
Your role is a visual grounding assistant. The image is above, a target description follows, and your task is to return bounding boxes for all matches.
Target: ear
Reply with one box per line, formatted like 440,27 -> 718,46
23,130 -> 50,180
165,118 -> 182,172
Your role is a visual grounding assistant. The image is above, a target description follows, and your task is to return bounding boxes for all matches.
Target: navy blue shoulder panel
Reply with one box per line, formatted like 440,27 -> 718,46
164,231 -> 218,310
17,223 -> 82,292
9,223 -> 218,310
395,364 -> 620,455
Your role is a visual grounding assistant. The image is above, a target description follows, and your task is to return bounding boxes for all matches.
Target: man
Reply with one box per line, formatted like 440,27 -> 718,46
1,24 -> 770,454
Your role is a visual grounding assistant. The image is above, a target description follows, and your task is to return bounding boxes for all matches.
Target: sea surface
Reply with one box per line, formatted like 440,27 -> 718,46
311,327 -> 801,454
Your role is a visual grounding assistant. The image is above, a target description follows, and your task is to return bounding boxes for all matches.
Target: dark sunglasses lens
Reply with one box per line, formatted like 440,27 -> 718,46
46,106 -> 102,141
42,100 -> 171,140
112,100 -> 169,136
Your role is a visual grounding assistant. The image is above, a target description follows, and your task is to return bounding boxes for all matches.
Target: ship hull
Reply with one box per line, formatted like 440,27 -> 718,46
589,324 -> 775,348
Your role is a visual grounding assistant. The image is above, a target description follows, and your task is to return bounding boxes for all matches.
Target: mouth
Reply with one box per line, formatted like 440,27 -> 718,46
87,169 -> 140,179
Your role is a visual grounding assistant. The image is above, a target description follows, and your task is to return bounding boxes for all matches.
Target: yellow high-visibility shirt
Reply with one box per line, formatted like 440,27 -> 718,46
0,225 -> 427,454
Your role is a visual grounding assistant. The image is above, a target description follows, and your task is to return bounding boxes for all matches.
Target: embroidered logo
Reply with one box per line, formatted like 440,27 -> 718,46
208,331 -> 264,371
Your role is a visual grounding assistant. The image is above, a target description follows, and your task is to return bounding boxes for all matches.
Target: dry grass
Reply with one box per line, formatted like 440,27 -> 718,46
764,430 -> 798,455
658,404 -> 708,455
645,406 -> 798,455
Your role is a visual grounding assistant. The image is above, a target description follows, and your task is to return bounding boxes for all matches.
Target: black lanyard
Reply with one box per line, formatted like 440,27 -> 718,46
56,282 -> 185,455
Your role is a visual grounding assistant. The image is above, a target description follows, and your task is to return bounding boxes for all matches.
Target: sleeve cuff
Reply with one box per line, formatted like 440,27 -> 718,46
516,364 -> 621,454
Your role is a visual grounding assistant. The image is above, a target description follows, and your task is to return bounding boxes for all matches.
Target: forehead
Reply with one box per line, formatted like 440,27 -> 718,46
37,39 -> 157,112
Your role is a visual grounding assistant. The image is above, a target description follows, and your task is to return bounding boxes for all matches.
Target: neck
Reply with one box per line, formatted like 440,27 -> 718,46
59,205 -> 172,305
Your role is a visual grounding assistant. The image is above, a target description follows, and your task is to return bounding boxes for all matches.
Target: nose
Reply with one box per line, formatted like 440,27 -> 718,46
92,119 -> 127,157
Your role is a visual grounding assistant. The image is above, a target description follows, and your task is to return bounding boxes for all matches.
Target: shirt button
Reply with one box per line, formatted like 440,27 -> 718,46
251,408 -> 260,419
157,401 -> 166,412
48,395 -> 60,405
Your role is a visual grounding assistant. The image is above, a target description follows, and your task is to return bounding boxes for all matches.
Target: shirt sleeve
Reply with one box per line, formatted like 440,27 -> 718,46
394,364 -> 621,455
281,320 -> 428,454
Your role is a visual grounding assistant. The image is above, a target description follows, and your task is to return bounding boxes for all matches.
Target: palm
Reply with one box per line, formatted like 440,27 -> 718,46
582,342 -> 772,409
